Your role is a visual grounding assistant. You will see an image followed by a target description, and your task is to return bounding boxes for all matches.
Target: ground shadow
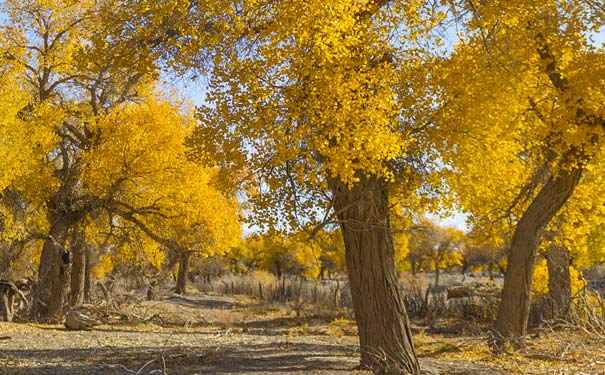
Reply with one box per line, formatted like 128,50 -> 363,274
163,294 -> 244,309
0,341 -> 363,375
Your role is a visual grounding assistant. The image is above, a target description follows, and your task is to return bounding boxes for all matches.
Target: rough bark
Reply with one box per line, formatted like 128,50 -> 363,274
495,166 -> 582,346
488,261 -> 494,281
0,282 -> 16,322
83,245 -> 93,303
175,250 -> 191,295
32,218 -> 71,321
546,245 -> 571,321
48,257 -> 71,321
330,176 -> 419,375
1,292 -> 13,322
70,238 -> 86,308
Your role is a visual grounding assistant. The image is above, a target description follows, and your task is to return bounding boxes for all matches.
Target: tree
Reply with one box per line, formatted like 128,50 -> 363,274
405,222 -> 464,286
441,0 -> 605,345
430,226 -> 464,287
0,0 -> 167,319
310,229 -> 346,280
0,0 -> 241,320
182,1 -> 449,372
81,99 -> 242,296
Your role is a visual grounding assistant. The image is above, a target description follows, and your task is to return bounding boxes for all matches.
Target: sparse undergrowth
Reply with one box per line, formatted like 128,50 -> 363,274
1,287 -> 604,375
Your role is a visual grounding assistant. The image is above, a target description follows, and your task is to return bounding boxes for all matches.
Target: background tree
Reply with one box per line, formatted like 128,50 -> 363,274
0,0 -> 241,320
441,0 -> 605,345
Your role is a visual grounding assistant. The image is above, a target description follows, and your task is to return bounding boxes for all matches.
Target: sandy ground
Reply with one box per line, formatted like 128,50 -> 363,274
0,291 -> 600,375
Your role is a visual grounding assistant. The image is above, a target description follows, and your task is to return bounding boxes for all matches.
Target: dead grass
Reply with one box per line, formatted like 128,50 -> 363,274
1,287 -> 604,375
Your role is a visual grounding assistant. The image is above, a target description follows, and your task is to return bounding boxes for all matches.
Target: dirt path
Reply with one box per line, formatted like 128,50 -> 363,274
0,291 -> 546,375
0,326 -> 366,374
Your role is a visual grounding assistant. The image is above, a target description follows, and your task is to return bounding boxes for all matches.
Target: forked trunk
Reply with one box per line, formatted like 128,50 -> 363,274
330,176 -> 419,375
496,166 -> 582,346
175,250 -> 191,295
546,245 -> 571,321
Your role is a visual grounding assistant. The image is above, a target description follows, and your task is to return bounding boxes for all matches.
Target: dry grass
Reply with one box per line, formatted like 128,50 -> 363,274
2,272 -> 605,375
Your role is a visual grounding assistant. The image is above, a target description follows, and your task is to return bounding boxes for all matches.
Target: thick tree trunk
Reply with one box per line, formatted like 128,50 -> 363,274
330,176 -> 419,375
1,292 -> 14,322
496,166 -> 582,346
48,257 -> 71,320
32,218 -> 71,321
434,264 -> 440,287
175,250 -> 191,295
83,245 -> 93,303
70,238 -> 86,308
411,259 -> 419,276
546,245 -> 571,321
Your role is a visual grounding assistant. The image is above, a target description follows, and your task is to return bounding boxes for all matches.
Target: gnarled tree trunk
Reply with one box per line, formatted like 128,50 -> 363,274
70,234 -> 86,308
175,250 -> 191,295
496,166 -> 582,346
32,217 -> 71,321
83,245 -> 93,303
546,245 -> 571,321
330,176 -> 419,375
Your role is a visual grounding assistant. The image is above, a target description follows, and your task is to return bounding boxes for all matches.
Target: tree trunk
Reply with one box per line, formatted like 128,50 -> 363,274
1,292 -> 13,322
546,245 -> 571,321
495,166 -> 582,346
83,245 -> 93,303
175,250 -> 191,295
48,257 -> 71,320
411,260 -> 418,276
330,176 -> 419,375
32,218 -> 71,321
488,261 -> 494,281
434,264 -> 440,288
70,238 -> 86,308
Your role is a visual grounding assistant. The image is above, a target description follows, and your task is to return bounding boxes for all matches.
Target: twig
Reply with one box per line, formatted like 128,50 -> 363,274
102,363 -> 137,374
136,359 -> 156,374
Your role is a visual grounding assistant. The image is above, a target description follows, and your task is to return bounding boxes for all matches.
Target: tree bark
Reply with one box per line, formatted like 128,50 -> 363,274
546,245 -> 571,321
1,292 -> 13,322
495,166 -> 582,346
175,250 -> 191,295
32,218 -> 71,321
48,256 -> 71,321
330,176 -> 419,375
83,245 -> 93,303
488,261 -> 494,281
70,235 -> 86,308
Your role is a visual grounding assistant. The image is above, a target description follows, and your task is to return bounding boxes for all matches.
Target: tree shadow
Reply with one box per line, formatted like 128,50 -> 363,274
0,341 -> 363,375
161,294 -> 245,309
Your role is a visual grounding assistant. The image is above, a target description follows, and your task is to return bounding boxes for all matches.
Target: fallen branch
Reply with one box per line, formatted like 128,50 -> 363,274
446,283 -> 500,300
